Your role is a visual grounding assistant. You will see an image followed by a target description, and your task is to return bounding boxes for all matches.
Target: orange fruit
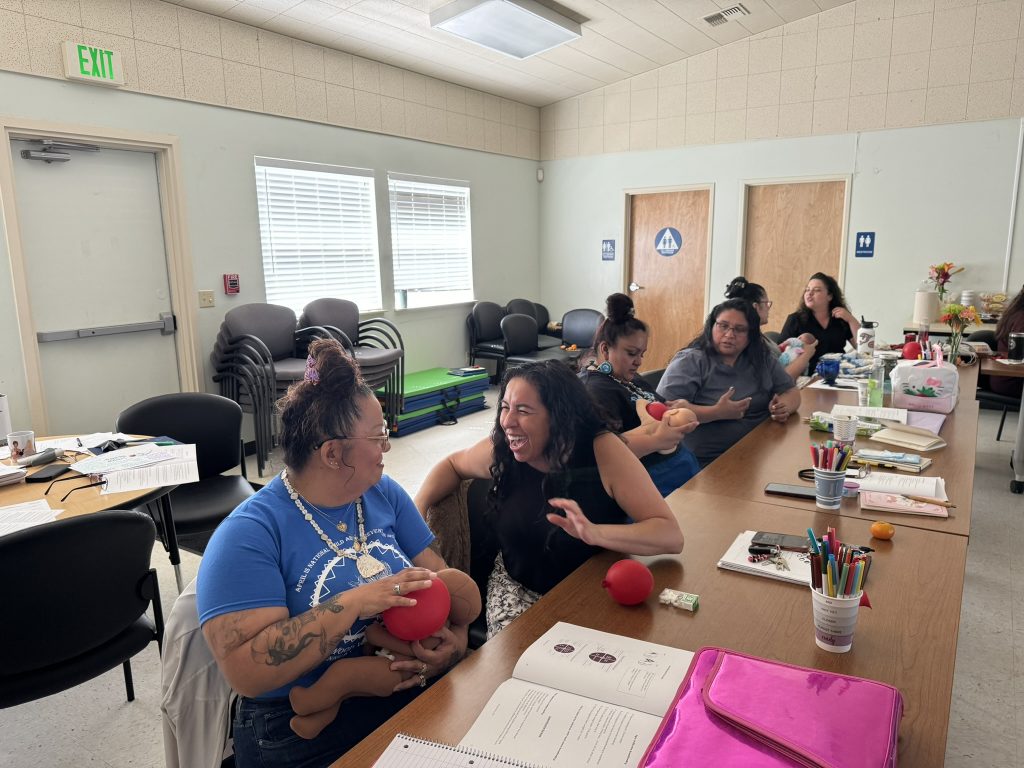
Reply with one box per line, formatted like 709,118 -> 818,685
870,521 -> 895,540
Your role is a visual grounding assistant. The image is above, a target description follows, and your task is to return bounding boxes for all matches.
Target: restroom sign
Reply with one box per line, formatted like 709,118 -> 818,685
855,231 -> 875,258
654,227 -> 682,257
62,41 -> 125,87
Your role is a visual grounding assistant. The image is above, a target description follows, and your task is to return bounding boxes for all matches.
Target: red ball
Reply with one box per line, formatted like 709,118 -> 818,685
646,402 -> 668,421
902,341 -> 922,360
382,578 -> 451,641
601,560 -> 654,606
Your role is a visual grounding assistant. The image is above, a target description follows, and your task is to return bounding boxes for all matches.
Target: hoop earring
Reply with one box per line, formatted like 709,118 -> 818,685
597,361 -> 613,374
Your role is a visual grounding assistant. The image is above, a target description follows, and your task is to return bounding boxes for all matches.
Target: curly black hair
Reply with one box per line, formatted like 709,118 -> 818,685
793,272 -> 849,321
489,360 -> 605,503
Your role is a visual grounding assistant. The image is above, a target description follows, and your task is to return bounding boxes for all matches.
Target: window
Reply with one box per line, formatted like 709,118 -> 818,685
255,158 -> 382,314
388,174 -> 473,309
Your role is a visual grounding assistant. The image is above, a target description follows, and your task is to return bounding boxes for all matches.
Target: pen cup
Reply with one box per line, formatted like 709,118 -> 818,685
7,429 -> 34,464
813,468 -> 845,510
831,414 -> 858,445
811,587 -> 862,653
856,380 -> 870,407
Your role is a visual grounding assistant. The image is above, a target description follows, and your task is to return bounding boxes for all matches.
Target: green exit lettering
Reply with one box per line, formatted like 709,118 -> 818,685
77,45 -> 116,81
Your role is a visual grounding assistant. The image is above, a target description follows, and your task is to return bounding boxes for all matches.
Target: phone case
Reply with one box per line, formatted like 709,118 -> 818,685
752,532 -> 809,551
25,464 -> 73,483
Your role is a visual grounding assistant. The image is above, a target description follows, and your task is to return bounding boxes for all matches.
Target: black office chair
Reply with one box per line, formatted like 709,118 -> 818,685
501,314 -> 571,370
117,393 -> 255,589
506,299 -> 561,350
0,510 -> 163,708
561,308 -> 604,350
468,301 -> 508,375
639,368 -> 666,391
968,330 -> 1020,440
764,330 -> 783,344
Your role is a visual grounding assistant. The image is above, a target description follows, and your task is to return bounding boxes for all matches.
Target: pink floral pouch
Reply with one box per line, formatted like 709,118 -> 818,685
640,647 -> 903,767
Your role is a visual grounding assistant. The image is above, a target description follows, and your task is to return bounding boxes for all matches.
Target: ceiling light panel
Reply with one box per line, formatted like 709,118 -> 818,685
430,0 -> 584,59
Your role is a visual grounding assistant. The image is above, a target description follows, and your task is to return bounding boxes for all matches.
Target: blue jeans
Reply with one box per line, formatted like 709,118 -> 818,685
233,685 -> 428,768
645,445 -> 700,496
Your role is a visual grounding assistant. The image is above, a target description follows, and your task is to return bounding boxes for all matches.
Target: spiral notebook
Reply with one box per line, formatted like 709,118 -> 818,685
373,733 -> 546,767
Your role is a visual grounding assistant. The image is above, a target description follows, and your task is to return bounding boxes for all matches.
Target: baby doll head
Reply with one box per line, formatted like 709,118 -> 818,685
436,568 -> 482,627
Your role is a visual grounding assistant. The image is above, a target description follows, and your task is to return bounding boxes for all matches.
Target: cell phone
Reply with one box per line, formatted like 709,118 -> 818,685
752,531 -> 810,552
764,483 -> 817,501
25,463 -> 73,483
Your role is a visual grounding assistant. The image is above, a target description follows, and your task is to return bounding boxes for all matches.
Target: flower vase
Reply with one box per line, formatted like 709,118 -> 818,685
937,287 -> 947,306
948,325 -> 963,363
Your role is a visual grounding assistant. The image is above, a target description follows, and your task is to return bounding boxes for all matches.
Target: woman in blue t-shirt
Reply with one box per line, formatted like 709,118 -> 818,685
197,339 -> 468,768
658,299 -> 801,467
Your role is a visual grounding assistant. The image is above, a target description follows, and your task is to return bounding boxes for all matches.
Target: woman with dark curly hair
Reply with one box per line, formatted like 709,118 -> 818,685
658,299 -> 800,467
780,272 -> 860,371
415,360 -> 683,637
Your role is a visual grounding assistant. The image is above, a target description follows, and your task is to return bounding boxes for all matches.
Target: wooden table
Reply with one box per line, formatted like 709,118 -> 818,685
979,357 -> 1024,492
684,382 -> 979,537
332,492 -> 967,768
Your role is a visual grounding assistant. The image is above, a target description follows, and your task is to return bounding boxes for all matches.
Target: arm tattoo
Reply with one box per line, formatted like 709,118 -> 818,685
251,596 -> 347,667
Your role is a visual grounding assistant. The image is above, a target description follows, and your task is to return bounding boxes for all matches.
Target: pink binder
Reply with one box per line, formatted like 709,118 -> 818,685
640,647 -> 903,767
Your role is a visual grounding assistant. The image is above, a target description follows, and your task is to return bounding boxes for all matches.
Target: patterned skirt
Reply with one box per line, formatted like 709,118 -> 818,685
485,552 -> 541,639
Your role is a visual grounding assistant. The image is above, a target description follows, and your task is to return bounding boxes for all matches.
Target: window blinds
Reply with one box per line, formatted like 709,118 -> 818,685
388,175 -> 473,309
255,160 -> 382,314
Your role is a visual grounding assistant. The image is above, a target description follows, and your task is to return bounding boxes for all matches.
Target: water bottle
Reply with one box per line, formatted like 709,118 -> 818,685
857,317 -> 877,356
868,359 -> 885,407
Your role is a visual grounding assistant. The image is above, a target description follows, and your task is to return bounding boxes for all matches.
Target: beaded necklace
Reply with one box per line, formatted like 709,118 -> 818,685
591,363 -> 658,402
281,469 -> 386,579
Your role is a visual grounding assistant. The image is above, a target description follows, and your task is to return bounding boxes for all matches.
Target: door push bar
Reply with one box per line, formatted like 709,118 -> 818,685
37,311 -> 176,343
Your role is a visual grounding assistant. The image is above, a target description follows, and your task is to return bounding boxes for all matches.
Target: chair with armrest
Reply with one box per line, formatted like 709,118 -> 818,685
763,330 -> 783,344
117,393 -> 255,590
506,299 -> 561,350
968,329 -> 1020,440
468,301 -> 508,376
639,368 -> 666,391
299,298 -> 406,431
560,308 -> 604,363
0,510 -> 163,709
501,314 -> 571,370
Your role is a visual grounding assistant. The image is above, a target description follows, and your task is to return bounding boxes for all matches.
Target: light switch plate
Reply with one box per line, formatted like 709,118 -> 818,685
199,290 -> 215,308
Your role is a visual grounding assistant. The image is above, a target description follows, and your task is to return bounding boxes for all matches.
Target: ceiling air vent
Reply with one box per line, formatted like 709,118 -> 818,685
703,4 -> 750,27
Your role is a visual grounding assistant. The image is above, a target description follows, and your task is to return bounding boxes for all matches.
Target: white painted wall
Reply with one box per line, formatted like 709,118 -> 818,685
0,70 -> 541,429
538,119 -> 1024,356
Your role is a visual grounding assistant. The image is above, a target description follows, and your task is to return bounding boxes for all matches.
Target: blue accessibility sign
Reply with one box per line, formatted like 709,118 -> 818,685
855,231 -> 875,258
601,239 -> 615,261
654,227 -> 682,257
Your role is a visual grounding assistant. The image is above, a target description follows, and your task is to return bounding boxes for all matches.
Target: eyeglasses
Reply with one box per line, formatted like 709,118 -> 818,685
46,473 -> 107,501
714,321 -> 749,337
314,432 -> 391,450
756,300 -> 774,309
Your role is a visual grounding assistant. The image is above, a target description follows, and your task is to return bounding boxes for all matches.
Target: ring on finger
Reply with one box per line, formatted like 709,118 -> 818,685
393,584 -> 401,595
419,662 -> 427,674
418,672 -> 427,688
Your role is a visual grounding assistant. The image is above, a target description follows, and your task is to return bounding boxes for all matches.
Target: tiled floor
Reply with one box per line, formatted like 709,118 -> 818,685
1,397 -> 1020,767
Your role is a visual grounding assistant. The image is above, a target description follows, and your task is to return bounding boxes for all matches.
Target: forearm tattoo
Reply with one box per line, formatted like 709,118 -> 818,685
248,597 -> 347,667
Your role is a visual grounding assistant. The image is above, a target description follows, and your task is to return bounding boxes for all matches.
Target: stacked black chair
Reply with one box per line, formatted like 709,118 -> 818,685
300,298 -> 405,432
501,314 -> 571,370
467,301 -> 509,374
969,329 -> 1020,441
506,298 -> 562,351
0,511 -> 163,708
210,303 -> 334,475
117,393 -> 255,589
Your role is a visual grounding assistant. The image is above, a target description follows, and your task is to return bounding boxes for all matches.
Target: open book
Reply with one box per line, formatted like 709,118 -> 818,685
859,491 -> 948,518
716,530 -> 812,587
868,424 -> 946,451
856,472 -> 947,499
458,623 -> 694,768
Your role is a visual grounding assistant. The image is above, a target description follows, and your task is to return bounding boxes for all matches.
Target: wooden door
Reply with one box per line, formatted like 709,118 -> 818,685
628,189 -> 711,372
743,181 -> 846,332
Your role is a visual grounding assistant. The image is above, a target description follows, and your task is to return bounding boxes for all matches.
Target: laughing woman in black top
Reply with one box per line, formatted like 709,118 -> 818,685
780,272 -> 860,371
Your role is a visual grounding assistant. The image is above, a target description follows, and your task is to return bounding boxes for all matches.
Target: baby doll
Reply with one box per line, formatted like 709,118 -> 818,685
778,333 -> 818,367
288,568 -> 481,739
634,399 -> 699,455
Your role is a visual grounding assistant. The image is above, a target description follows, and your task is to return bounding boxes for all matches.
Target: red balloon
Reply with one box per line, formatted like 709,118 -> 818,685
646,402 -> 668,421
902,341 -> 922,360
602,560 -> 654,606
382,578 -> 451,641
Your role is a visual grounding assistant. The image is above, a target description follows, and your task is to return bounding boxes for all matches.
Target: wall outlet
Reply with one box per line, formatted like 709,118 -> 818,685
199,290 -> 215,308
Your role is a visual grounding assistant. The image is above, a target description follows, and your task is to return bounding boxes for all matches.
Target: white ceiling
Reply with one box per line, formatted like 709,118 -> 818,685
173,0 -> 854,107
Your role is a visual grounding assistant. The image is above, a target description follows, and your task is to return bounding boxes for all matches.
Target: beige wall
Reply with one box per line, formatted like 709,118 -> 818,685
540,0 -> 1024,159
0,0 -> 540,160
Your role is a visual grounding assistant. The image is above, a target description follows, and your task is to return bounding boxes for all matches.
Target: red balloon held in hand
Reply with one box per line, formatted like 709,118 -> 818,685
382,578 -> 451,641
646,402 -> 668,421
602,560 -> 654,605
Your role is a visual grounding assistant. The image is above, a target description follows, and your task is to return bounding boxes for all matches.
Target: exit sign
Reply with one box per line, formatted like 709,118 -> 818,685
62,42 -> 125,87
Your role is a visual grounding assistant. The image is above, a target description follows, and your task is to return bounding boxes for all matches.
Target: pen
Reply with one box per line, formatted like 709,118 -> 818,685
125,439 -> 176,446
901,494 -> 956,508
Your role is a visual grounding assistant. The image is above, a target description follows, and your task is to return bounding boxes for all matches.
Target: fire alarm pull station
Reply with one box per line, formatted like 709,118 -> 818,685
224,274 -> 240,294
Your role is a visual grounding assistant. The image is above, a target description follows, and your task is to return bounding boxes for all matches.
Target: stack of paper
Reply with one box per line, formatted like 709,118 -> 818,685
856,473 -> 947,500
0,464 -> 27,487
0,499 -> 59,537
101,444 -> 199,494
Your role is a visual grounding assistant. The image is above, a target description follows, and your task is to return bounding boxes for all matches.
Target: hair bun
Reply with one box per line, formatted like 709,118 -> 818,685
605,292 -> 635,323
307,338 -> 363,398
725,277 -> 748,298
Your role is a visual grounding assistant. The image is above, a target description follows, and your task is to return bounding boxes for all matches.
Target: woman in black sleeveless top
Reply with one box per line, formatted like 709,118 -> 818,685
415,361 -> 683,637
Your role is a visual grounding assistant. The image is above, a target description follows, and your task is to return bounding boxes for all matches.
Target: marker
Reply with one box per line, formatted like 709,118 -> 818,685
807,528 -> 820,555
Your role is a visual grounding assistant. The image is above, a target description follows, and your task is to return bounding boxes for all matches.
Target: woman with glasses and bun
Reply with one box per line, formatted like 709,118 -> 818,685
657,299 -> 801,468
578,292 -> 700,496
198,338 -> 470,767
780,272 -> 860,372
725,276 -> 818,378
